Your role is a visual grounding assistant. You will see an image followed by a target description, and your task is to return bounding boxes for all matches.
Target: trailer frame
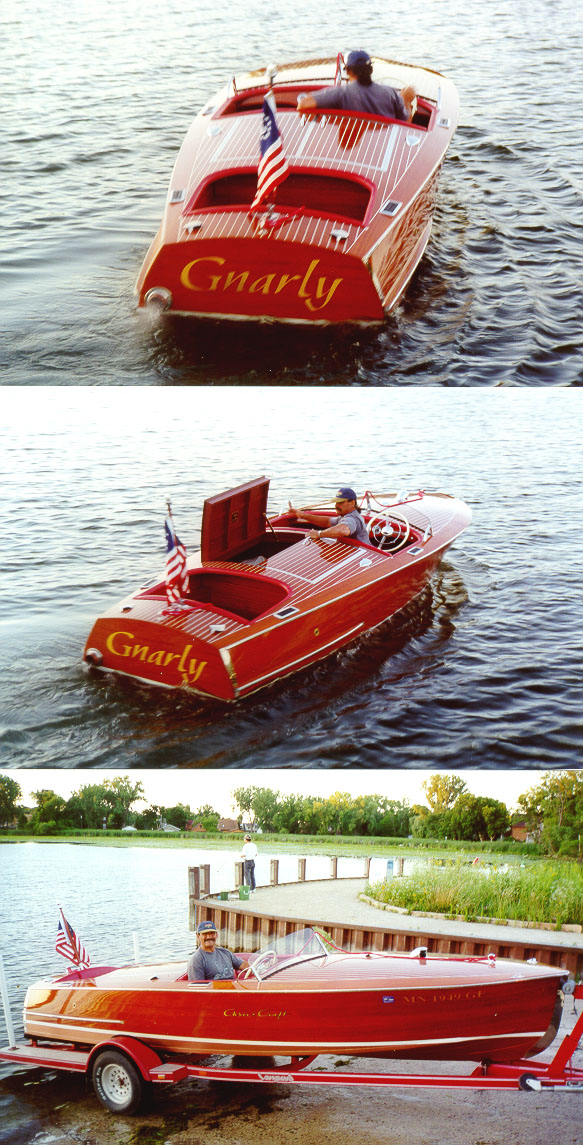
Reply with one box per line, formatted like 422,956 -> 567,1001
2,985 -> 583,1113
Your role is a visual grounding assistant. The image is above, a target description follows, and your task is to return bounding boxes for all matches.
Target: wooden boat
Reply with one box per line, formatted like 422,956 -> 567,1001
22,929 -> 567,1063
136,55 -> 458,325
83,477 -> 471,700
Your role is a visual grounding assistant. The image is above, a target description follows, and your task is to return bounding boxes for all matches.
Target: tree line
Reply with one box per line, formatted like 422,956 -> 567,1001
1,771 -> 582,855
0,776 -> 219,835
233,779 -> 509,841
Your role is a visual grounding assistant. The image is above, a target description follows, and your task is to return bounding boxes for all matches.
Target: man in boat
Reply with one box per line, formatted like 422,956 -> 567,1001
288,487 -> 370,544
187,920 -> 250,981
297,50 -> 415,121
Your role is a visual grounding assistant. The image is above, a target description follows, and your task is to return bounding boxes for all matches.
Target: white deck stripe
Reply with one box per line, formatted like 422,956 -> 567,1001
294,120 -> 316,156
26,1019 -> 546,1054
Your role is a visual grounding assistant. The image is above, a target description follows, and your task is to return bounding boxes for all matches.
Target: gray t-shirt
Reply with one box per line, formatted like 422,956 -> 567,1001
330,509 -> 370,545
313,81 -> 407,120
187,945 -> 243,981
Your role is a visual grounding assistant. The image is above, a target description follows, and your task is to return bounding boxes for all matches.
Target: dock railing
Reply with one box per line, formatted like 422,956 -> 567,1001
188,854 -> 385,929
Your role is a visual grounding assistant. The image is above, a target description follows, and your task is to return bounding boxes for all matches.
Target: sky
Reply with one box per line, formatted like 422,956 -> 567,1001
5,768 -> 551,815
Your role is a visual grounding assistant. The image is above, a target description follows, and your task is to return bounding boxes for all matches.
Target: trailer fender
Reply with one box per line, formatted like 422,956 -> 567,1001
87,1035 -> 162,1081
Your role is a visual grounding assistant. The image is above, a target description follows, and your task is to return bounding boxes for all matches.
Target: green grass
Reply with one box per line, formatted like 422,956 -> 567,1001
0,828 -> 541,859
366,861 -> 583,928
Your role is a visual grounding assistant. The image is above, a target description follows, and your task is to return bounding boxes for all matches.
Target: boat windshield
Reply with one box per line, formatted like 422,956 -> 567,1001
248,927 -> 330,981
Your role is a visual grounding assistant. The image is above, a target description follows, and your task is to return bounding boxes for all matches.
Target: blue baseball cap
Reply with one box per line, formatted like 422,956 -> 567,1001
197,920 -> 218,934
346,50 -> 372,69
336,487 -> 357,502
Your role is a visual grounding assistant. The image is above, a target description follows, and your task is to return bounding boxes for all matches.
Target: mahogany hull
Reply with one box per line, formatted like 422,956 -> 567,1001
217,541 -> 447,699
85,542 -> 450,700
139,237 -> 385,325
23,954 -> 567,1063
83,485 -> 471,700
135,57 -> 458,326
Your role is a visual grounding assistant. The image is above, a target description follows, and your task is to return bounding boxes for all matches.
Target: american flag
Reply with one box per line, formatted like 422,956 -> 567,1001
165,515 -> 189,605
249,90 -> 289,212
55,908 -> 91,968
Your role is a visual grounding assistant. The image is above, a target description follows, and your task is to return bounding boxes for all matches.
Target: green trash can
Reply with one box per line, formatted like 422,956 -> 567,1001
239,885 -> 250,901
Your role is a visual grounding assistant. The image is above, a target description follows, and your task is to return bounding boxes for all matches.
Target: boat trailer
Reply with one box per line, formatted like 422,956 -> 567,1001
2,984 -> 583,1115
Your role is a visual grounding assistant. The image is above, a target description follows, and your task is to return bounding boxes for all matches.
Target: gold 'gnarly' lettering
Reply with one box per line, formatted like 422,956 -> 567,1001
179,256 -> 343,312
105,631 -> 206,681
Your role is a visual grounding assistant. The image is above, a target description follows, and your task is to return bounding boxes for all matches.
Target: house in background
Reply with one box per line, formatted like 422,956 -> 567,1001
511,820 -> 535,843
217,818 -> 240,833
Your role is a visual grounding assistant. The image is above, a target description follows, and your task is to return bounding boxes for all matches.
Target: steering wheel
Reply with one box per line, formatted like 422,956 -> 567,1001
368,515 -> 391,547
367,515 -> 410,552
247,949 -> 278,981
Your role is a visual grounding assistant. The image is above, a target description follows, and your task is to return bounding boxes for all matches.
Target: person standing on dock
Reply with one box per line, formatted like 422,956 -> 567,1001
241,833 -> 258,892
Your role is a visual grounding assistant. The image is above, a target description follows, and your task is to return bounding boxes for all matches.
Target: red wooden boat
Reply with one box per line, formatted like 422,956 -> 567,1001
22,930 -> 567,1064
136,55 -> 458,325
83,478 -> 471,700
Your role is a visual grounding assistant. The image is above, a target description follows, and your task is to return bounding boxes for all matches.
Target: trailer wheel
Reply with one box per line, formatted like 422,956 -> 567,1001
92,1049 -> 147,1114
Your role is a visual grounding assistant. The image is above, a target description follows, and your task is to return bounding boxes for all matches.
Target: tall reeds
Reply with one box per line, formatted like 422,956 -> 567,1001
366,860 -> 583,928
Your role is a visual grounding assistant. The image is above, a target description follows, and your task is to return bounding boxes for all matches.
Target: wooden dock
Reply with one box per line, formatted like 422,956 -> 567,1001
187,862 -> 583,976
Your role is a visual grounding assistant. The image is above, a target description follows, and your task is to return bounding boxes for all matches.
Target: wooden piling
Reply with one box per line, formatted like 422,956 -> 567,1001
188,867 -> 200,931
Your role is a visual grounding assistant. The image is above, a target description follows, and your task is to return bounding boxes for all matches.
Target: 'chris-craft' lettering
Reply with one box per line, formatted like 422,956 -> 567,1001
179,256 -> 343,312
105,631 -> 206,682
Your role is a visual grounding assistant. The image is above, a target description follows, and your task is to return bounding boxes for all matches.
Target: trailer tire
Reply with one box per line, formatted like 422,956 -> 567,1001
92,1049 -> 147,1114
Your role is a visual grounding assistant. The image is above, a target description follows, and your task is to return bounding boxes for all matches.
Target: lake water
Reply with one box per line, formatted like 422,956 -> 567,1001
0,841 -> 390,1044
2,0 -> 582,386
1,385 -> 581,768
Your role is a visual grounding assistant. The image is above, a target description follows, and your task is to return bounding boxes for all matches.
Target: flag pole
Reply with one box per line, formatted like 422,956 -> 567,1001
0,953 -> 16,1049
166,499 -> 176,540
164,500 -> 189,609
57,903 -> 75,968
